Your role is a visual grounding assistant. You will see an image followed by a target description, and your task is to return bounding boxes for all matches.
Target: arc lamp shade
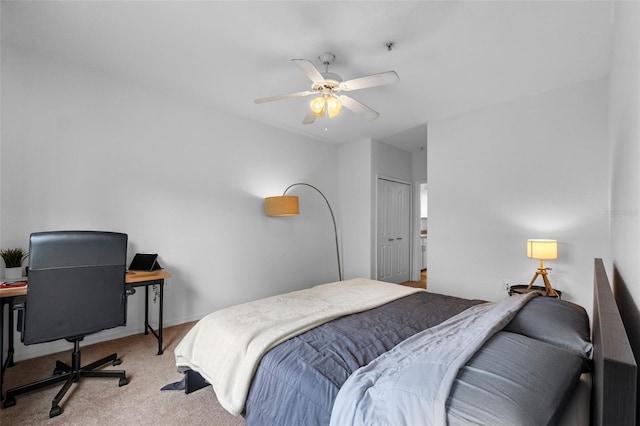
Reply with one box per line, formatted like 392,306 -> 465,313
265,196 -> 299,216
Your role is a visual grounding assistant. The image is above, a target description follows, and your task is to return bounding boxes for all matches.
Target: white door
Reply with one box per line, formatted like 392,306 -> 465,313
377,178 -> 411,283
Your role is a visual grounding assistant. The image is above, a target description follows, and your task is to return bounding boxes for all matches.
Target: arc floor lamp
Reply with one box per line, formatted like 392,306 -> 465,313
265,183 -> 342,281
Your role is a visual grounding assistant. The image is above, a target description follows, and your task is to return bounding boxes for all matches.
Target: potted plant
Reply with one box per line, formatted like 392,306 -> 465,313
1,247 -> 28,279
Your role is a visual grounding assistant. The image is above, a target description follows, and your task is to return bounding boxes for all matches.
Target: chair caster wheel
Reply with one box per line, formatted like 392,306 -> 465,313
49,405 -> 62,418
2,395 -> 16,408
112,358 -> 122,366
119,377 -> 128,387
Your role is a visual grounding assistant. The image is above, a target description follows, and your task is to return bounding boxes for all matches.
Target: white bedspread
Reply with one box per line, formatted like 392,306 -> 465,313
174,278 -> 422,416
330,292 -> 538,426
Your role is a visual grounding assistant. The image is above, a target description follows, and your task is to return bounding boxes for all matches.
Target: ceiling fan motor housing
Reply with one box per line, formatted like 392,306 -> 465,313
312,74 -> 342,93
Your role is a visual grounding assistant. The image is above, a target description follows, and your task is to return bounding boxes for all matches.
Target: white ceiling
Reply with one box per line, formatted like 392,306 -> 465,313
1,1 -> 614,152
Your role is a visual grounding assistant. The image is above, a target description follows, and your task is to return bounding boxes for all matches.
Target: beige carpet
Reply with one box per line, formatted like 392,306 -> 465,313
0,322 -> 245,425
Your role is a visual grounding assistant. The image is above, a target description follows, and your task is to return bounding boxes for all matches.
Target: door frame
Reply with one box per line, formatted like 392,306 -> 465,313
374,175 -> 413,282
413,179 -> 427,282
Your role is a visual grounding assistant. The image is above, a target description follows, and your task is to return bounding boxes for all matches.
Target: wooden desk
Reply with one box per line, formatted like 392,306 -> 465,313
0,286 -> 26,298
125,270 -> 172,355
0,270 -> 171,400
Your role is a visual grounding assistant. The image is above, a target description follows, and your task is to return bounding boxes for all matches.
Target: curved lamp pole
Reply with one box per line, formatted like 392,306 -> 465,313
265,183 -> 342,281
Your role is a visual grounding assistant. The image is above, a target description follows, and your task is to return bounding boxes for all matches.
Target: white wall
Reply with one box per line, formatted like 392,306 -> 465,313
339,139 -> 415,280
608,0 -> 640,402
428,78 -> 610,314
412,148 -> 427,182
1,46 -> 340,360
373,140 -> 412,183
339,138 -> 373,279
610,0 -> 640,295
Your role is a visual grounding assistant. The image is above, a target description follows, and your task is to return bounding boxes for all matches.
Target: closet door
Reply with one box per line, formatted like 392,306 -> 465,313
377,178 -> 410,283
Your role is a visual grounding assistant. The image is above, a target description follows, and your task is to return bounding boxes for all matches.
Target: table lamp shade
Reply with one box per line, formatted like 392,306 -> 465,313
265,196 -> 299,216
527,239 -> 558,260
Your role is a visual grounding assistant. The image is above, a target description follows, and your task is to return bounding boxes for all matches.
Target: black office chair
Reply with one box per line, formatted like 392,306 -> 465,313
2,231 -> 129,418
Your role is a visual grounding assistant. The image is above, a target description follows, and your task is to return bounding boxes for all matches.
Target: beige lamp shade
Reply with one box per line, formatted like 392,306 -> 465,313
309,95 -> 342,119
264,196 -> 299,216
527,239 -> 558,260
310,97 -> 325,117
326,96 -> 342,118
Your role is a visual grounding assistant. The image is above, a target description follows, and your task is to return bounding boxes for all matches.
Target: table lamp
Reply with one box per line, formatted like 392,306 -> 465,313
526,239 -> 558,296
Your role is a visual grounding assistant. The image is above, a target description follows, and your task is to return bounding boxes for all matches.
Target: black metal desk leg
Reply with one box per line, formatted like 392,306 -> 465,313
7,305 -> 14,368
130,279 -> 165,355
144,285 -> 149,336
157,281 -> 164,355
1,300 -> 4,401
0,297 -> 14,401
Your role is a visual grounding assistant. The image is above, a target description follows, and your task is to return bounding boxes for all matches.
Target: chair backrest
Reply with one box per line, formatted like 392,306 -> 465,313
24,231 -> 128,345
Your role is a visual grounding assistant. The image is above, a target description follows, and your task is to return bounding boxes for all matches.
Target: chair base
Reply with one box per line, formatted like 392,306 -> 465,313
2,340 -> 128,418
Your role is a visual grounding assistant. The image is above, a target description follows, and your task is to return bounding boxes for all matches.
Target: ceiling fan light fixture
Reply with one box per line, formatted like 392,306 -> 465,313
327,96 -> 342,118
310,96 -> 326,117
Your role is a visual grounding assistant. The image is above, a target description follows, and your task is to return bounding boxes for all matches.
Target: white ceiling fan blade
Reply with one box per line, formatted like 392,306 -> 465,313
339,71 -> 399,92
292,59 -> 326,83
339,95 -> 380,121
302,111 -> 317,124
254,90 -> 314,104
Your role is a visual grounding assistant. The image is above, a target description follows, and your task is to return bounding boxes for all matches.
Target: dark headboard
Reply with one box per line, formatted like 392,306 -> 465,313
592,258 -> 637,426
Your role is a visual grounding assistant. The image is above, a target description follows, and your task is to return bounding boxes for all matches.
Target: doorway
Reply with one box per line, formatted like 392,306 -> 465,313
376,178 -> 411,283
420,183 -> 427,286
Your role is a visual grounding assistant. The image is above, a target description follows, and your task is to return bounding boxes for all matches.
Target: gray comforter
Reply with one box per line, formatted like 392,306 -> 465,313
243,291 -> 484,425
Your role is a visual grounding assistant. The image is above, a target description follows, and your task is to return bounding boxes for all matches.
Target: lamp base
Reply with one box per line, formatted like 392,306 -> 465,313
526,268 -> 558,297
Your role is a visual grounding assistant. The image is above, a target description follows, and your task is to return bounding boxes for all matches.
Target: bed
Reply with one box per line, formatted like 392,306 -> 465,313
173,259 -> 636,425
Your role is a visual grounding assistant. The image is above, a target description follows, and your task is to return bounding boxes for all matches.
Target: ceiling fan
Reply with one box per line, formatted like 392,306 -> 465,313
255,52 -> 399,124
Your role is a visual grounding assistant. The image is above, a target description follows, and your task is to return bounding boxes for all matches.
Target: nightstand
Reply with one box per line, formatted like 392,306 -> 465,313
509,284 -> 562,299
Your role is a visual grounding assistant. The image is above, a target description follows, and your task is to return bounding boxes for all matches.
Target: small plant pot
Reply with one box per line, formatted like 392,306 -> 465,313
4,267 -> 23,280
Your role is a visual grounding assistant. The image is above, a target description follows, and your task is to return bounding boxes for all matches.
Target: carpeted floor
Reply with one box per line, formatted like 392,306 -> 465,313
0,322 -> 244,425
